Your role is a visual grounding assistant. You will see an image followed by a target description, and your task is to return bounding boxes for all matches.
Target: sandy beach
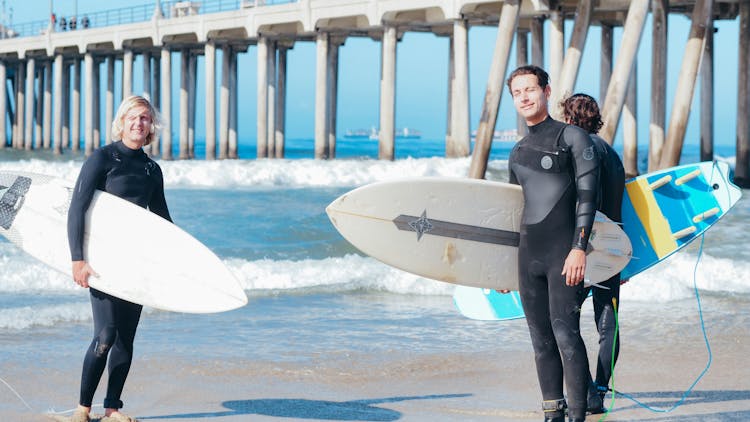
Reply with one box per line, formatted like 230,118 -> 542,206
1,294 -> 748,422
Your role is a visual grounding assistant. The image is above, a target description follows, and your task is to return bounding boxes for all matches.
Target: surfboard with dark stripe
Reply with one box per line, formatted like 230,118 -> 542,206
326,177 -> 632,291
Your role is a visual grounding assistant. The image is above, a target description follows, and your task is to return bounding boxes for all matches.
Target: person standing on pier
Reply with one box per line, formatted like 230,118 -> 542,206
66,96 -> 170,422
506,65 -> 600,422
561,93 -> 625,414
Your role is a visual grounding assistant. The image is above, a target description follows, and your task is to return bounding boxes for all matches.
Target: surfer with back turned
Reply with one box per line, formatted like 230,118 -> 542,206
65,96 -> 170,422
561,93 -> 626,414
506,65 -> 600,422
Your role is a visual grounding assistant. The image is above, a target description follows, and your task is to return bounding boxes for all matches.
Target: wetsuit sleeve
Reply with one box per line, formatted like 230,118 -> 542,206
148,165 -> 172,223
67,152 -> 107,261
563,126 -> 599,251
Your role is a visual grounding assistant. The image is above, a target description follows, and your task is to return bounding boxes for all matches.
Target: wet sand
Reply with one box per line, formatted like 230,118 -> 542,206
1,293 -> 748,422
2,327 -> 748,422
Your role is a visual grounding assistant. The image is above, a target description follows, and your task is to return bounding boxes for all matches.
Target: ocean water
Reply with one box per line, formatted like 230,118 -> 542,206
0,139 -> 747,412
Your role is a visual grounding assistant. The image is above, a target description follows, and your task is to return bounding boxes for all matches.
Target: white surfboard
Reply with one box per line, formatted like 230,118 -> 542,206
0,171 -> 247,314
326,177 -> 632,291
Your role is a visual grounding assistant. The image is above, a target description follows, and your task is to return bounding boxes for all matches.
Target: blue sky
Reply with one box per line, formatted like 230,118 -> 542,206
4,0 -> 743,146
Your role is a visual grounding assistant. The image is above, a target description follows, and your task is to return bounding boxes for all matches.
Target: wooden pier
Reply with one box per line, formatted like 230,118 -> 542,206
0,0 -> 748,187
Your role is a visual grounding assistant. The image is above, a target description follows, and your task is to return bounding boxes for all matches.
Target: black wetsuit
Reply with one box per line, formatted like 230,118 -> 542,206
583,134 -> 625,393
509,116 -> 599,420
67,141 -> 171,409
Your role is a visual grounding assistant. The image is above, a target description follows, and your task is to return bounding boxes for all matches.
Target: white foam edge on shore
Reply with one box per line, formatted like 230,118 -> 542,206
1,250 -> 747,330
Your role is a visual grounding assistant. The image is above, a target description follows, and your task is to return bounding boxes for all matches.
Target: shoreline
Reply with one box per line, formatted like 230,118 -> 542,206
2,328 -> 748,422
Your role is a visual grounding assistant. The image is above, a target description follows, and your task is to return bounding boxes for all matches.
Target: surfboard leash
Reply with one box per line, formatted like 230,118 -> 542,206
606,234 -> 713,415
0,373 -> 104,417
0,374 -> 33,411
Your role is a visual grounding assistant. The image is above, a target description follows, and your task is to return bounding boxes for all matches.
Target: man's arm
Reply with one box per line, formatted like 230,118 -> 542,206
561,125 -> 599,286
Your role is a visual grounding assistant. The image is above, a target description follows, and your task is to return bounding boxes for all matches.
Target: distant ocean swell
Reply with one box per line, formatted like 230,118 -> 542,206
1,157 -> 505,187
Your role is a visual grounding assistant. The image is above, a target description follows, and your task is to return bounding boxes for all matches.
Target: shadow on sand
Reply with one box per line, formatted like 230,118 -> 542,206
139,393 -> 471,421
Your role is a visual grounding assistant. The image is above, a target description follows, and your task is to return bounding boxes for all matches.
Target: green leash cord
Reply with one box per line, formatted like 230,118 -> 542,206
597,297 -> 619,422
597,233 -> 714,419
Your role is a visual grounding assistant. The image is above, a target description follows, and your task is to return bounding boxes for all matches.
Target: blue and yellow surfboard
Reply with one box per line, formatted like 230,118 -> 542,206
621,161 -> 741,279
454,161 -> 742,320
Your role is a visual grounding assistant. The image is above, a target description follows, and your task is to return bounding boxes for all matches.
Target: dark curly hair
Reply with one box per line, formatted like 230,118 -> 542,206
561,93 -> 603,134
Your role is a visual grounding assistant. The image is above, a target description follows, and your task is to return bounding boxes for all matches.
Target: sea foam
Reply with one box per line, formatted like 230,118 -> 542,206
0,157 -> 510,188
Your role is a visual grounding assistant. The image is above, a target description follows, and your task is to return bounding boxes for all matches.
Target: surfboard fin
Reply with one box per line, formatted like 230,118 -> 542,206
584,279 -> 611,289
603,248 -> 632,258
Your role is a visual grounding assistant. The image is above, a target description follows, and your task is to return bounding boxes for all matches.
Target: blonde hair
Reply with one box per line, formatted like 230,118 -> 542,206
111,95 -> 160,146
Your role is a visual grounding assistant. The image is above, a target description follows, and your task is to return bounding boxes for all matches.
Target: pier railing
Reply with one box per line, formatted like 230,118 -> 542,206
6,0 -> 296,38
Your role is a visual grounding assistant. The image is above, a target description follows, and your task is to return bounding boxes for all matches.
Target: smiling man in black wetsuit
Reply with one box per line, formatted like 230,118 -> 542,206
67,96 -> 170,422
506,66 -> 599,422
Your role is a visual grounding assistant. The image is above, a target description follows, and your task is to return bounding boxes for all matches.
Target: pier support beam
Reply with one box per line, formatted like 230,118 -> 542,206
160,47 -> 172,159
35,65 -> 44,148
736,1 -> 750,187
62,61 -> 70,150
327,37 -> 342,159
623,63 -> 638,178
205,41 -> 216,160
151,54 -> 161,155
551,0 -> 592,119
275,44 -> 290,158
0,61 -> 5,148
220,45 -> 231,159
600,24 -> 613,101
43,61 -> 52,148
188,53 -> 197,158
378,25 -> 397,160
228,49 -> 238,159
267,40 -> 277,157
516,28 -> 529,137
14,62 -> 24,149
599,0 -> 649,144
72,58 -> 81,152
650,0 -> 668,171
468,0 -> 520,179
106,56 -> 115,145
257,37 -> 269,158
314,31 -> 330,159
700,13 -> 714,162
24,57 -> 34,150
123,49 -> 133,99
84,52 -> 94,155
530,16 -> 544,67
179,49 -> 190,159
548,9 -> 564,91
659,0 -> 713,169
446,35 -> 454,154
93,59 -> 101,149
15,63 -> 23,148
142,52 -> 151,101
447,19 -> 470,157
53,55 -> 62,153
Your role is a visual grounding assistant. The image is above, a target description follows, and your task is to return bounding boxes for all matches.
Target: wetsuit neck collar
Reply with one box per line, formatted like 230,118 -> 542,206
114,140 -> 144,157
527,115 -> 556,134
